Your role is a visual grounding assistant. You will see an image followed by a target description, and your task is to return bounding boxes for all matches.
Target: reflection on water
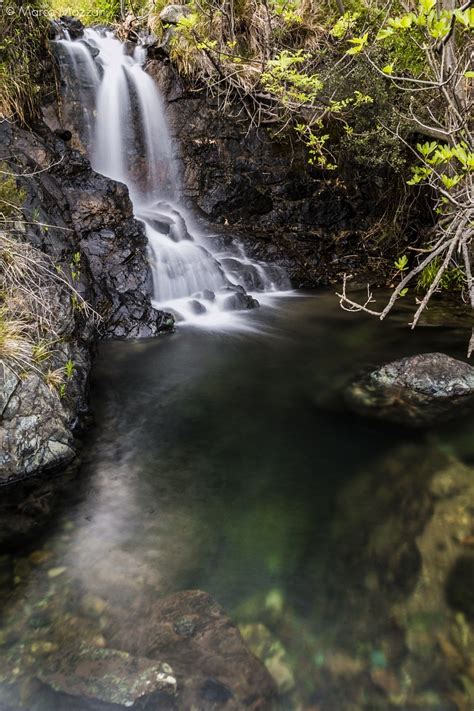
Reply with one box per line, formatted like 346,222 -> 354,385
0,291 -> 473,710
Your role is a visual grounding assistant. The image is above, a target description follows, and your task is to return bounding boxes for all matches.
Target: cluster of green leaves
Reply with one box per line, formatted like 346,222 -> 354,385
269,0 -> 303,25
408,141 -> 474,197
417,256 -> 466,292
261,50 -> 323,105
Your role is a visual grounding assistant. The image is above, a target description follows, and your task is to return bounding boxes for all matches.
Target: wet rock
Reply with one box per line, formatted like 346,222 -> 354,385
222,287 -> 259,311
108,590 -> 277,709
346,353 -> 474,427
54,128 -> 72,142
188,299 -> 207,315
0,372 -> 76,483
59,15 -> 84,39
159,5 -> 192,24
0,116 -> 174,482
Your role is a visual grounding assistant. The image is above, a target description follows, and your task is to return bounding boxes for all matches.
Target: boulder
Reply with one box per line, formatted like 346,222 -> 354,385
346,352 -> 474,427
159,5 -> 192,25
36,646 -> 177,707
107,590 -> 277,709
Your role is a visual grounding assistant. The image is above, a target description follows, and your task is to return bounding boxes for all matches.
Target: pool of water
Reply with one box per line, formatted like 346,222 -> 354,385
1,290 -> 473,710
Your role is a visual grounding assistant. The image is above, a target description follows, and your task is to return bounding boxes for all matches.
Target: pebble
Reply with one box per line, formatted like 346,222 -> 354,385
31,641 -> 58,655
47,567 -> 66,579
29,550 -> 52,565
80,594 -> 107,618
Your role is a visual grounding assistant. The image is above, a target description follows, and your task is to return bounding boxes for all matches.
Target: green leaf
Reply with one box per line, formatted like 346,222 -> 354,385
376,27 -> 394,40
382,64 -> 394,75
419,0 -> 436,15
394,254 -> 409,271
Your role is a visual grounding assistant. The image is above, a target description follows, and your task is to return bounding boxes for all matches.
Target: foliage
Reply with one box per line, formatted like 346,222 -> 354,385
417,257 -> 466,293
47,0 -> 121,24
338,0 -> 473,355
0,166 -> 26,220
0,0 -> 49,122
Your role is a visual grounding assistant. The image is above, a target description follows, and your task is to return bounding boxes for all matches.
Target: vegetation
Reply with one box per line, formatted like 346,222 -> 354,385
0,164 -> 95,395
48,0 -> 121,24
0,0 -> 50,122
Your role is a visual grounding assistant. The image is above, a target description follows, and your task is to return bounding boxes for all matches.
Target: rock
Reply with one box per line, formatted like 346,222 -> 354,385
324,651 -> 365,678
29,550 -> 52,565
59,15 -> 84,39
0,365 -> 19,416
0,373 -> 77,483
239,622 -> 295,694
54,128 -> 72,141
188,299 -> 207,315
346,353 -> 474,427
36,646 -> 177,706
47,566 -> 66,579
80,594 -> 107,619
107,590 -> 277,709
159,4 -> 192,24
222,287 -> 259,311
0,116 -> 174,483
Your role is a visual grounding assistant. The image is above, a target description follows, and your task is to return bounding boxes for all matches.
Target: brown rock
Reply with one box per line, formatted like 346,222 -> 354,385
108,589 -> 277,709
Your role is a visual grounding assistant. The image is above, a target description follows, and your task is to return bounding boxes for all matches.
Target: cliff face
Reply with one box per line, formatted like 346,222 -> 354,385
147,59 -> 396,288
0,120 -> 173,484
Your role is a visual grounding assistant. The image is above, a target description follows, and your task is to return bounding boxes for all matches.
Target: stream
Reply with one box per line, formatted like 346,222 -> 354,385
0,292 -> 473,710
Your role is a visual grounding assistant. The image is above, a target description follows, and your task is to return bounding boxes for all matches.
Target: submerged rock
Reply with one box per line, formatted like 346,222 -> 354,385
35,646 -> 177,707
107,590 -> 277,709
346,352 -> 474,427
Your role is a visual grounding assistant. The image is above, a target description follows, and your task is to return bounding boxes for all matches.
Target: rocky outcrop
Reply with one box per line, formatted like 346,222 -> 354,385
345,352 -> 474,427
147,60 -> 408,287
0,120 -> 173,483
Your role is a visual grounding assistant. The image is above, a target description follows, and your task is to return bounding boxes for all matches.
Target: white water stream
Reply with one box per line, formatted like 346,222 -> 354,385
55,28 -> 290,324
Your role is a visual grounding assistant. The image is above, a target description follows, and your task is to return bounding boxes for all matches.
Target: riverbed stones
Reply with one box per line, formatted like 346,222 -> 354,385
107,590 -> 277,709
346,352 -> 474,427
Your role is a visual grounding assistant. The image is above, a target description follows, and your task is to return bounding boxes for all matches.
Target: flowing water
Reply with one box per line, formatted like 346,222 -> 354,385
55,29 -> 290,324
0,293 -> 473,710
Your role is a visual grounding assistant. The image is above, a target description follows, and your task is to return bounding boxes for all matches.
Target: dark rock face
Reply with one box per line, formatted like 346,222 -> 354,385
107,590 -> 277,710
345,352 -> 474,427
0,120 -> 173,482
147,61 -> 391,287
1,123 -> 173,340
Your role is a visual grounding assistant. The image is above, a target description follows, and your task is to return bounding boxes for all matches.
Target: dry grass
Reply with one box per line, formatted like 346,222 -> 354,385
0,231 -> 97,384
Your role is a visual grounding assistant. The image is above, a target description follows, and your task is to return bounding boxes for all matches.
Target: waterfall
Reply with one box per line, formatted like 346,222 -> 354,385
55,28 -> 290,324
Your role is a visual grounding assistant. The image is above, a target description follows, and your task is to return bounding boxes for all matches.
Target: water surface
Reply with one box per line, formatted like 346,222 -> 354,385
1,292 -> 473,710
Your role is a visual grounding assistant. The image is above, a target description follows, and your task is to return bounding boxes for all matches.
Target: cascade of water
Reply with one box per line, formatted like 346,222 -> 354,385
55,28 -> 290,324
